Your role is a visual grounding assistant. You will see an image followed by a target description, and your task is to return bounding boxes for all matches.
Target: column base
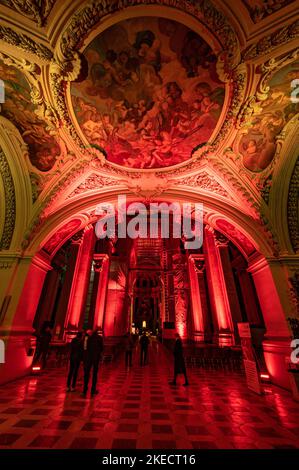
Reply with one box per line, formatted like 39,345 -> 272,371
0,329 -> 35,385
193,331 -> 212,342
263,336 -> 292,390
216,331 -> 235,347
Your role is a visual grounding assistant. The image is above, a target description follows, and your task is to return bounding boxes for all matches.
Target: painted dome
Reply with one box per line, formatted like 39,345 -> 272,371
71,17 -> 225,169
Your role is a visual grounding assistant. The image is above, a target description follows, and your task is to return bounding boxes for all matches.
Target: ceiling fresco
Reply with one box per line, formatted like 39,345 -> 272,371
239,60 -> 299,172
71,17 -> 225,170
0,61 -> 60,172
243,0 -> 295,23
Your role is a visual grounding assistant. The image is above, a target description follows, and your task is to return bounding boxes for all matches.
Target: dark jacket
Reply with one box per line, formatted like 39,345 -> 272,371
174,338 -> 186,374
140,334 -> 149,350
38,331 -> 52,351
70,337 -> 83,361
86,333 -> 104,363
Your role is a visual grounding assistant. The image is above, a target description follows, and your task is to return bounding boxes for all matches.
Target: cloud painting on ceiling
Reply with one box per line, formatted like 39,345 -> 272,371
0,61 -> 60,172
239,60 -> 299,172
71,17 -> 225,169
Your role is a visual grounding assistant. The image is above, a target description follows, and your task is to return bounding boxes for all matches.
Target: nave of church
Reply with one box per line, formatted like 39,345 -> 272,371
0,341 -> 299,450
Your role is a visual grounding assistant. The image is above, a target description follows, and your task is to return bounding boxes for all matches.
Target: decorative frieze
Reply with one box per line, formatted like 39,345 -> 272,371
0,148 -> 16,250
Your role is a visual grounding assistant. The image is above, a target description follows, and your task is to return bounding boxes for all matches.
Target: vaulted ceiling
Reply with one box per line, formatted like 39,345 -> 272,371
0,0 -> 298,262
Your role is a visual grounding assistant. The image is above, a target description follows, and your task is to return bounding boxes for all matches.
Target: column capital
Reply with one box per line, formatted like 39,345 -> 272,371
93,253 -> 109,272
71,229 -> 84,245
189,254 -> 205,273
214,231 -> 229,247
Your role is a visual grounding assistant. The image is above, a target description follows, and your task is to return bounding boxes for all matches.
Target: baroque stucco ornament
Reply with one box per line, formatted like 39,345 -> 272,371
0,148 -> 16,250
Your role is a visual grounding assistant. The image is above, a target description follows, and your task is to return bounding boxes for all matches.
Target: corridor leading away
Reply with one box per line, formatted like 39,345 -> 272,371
0,342 -> 298,450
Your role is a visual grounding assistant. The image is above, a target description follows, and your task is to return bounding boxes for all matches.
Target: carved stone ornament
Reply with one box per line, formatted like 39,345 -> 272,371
2,0 -> 56,27
0,148 -> 16,250
0,25 -> 53,60
242,19 -> 299,61
175,171 -> 229,198
287,156 -> 299,253
67,173 -> 122,198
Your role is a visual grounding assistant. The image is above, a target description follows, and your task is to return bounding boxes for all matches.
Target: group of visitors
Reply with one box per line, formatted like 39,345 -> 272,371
124,331 -> 188,385
124,331 -> 150,367
33,325 -> 189,396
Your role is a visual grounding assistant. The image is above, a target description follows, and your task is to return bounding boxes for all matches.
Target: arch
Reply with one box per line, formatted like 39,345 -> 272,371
0,116 -> 32,251
26,190 -> 274,257
269,117 -> 299,254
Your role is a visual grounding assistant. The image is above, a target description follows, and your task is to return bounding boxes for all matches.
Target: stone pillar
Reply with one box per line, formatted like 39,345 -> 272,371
93,254 -> 110,331
33,268 -> 60,329
214,231 -> 243,339
204,226 -> 234,345
54,232 -> 83,339
66,226 -> 95,330
188,255 -> 205,341
0,253 -> 51,384
235,263 -> 262,325
248,255 -> 293,389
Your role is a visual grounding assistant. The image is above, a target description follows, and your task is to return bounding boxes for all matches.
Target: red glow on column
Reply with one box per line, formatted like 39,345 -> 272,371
68,227 -> 94,328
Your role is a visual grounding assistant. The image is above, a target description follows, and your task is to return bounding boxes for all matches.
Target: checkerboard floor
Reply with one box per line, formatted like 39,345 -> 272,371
0,341 -> 299,449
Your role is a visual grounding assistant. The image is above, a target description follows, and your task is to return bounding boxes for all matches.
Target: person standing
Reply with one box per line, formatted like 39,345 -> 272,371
170,333 -> 189,386
33,321 -> 52,369
82,329 -> 104,397
139,331 -> 149,366
67,332 -> 83,392
124,333 -> 134,367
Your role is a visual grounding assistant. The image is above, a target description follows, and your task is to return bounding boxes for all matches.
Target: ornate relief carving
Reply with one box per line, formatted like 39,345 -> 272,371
243,0 -> 295,24
287,156 -> 299,252
242,19 -> 299,61
59,0 -> 239,65
0,148 -> 16,250
175,171 -> 229,198
288,271 -> 299,315
30,172 -> 43,203
1,0 -> 56,26
0,25 -> 53,60
42,219 -> 82,254
67,173 -> 122,198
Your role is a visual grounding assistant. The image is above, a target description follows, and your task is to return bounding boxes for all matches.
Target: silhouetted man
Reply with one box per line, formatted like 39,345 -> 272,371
125,333 -> 134,367
34,321 -> 52,369
170,333 -> 189,386
83,329 -> 104,397
139,331 -> 149,366
67,332 -> 83,392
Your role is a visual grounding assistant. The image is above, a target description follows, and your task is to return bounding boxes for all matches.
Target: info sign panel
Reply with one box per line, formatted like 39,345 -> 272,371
238,323 -> 262,395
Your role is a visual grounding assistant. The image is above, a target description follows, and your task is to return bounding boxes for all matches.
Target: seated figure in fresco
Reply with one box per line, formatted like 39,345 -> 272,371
242,139 -> 261,171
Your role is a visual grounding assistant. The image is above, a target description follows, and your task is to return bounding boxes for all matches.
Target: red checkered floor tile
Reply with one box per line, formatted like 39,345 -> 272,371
0,342 -> 299,449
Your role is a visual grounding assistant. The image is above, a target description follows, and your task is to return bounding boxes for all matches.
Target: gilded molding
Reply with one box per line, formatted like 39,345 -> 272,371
242,19 -> 299,61
2,0 -> 56,27
67,173 -> 122,199
0,148 -> 16,250
0,25 -> 53,60
59,0 -> 239,65
287,156 -> 299,253
175,171 -> 229,198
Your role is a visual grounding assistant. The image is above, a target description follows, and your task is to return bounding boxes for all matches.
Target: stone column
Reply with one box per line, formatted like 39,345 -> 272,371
66,226 -> 95,330
0,253 -> 51,384
203,226 -> 234,345
54,232 -> 83,339
188,254 -> 205,341
214,231 -> 243,339
248,255 -> 293,389
93,254 -> 110,331
33,268 -> 60,330
234,259 -> 262,325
